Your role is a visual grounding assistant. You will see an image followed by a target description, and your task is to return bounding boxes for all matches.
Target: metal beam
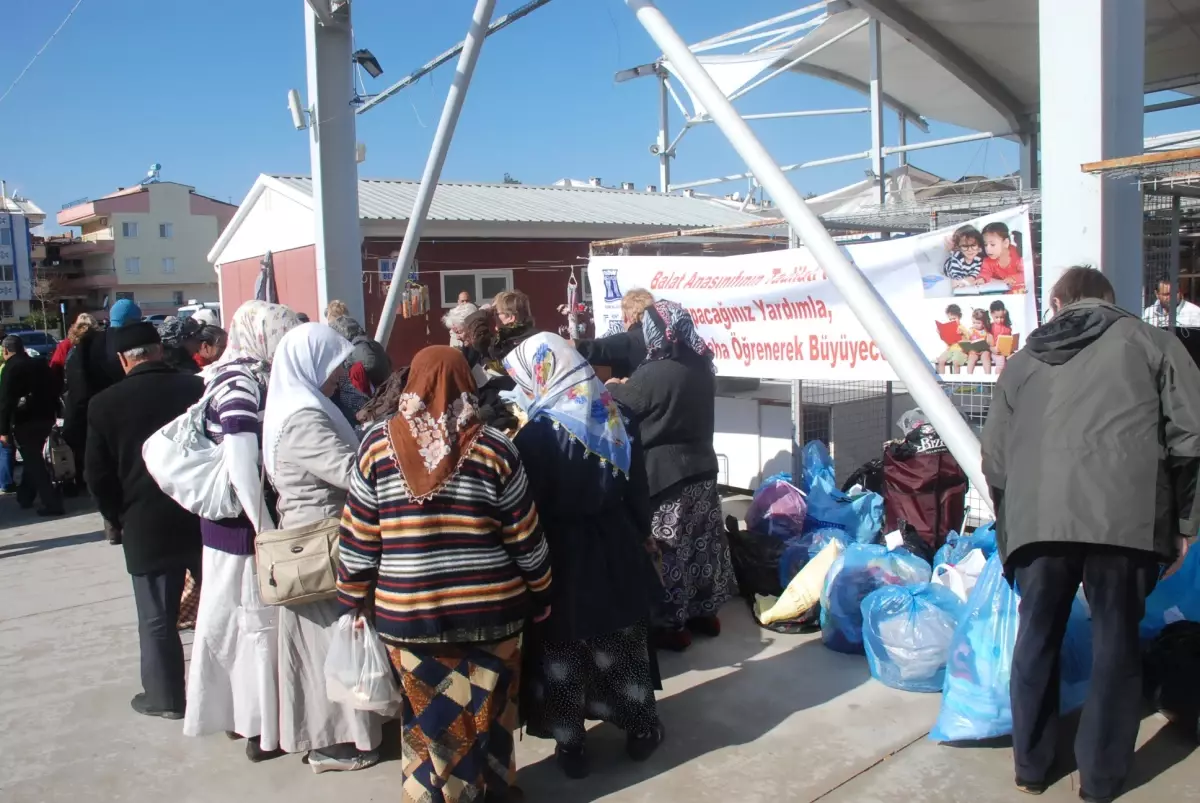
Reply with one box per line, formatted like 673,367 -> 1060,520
688,108 -> 869,124
868,18 -> 885,204
728,17 -> 871,104
1145,96 -> 1200,114
670,150 -> 871,192
658,71 -> 671,192
882,130 -> 1009,155
788,63 -> 929,132
847,0 -> 1024,132
897,112 -> 907,167
628,0 -> 991,511
689,3 -> 826,52
691,19 -> 824,55
356,0 -> 553,115
373,0 -> 497,346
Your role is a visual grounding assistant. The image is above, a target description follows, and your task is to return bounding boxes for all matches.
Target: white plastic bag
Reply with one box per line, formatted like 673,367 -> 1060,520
325,614 -> 399,714
141,380 -> 241,521
931,548 -> 988,602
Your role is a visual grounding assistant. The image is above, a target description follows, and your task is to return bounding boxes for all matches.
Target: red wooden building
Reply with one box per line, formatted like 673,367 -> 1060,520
208,174 -> 766,366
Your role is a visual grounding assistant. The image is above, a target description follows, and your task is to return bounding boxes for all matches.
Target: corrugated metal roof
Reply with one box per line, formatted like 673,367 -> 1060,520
269,175 -> 764,229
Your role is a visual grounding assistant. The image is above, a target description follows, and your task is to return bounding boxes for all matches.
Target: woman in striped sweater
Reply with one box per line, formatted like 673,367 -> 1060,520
337,345 -> 552,803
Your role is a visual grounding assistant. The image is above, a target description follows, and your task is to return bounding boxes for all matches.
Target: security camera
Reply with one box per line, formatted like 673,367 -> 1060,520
287,89 -> 308,130
649,143 -> 661,155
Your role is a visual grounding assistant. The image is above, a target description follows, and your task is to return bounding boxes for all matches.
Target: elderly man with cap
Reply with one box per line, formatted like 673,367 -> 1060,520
85,320 -> 205,719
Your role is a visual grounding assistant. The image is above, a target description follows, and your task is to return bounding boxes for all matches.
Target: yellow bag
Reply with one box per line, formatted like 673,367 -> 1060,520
757,539 -> 845,626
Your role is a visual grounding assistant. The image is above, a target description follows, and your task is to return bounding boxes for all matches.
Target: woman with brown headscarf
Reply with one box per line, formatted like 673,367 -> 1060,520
337,346 -> 552,803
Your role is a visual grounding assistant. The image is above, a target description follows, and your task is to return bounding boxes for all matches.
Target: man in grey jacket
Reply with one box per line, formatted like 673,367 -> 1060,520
982,266 -> 1200,802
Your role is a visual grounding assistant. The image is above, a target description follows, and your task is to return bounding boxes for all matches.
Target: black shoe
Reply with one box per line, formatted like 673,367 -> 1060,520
130,693 -> 183,720
626,721 -> 665,762
245,736 -> 286,763
2,484 -> 15,494
554,745 -> 590,780
225,731 -> 243,741
1015,777 -> 1047,795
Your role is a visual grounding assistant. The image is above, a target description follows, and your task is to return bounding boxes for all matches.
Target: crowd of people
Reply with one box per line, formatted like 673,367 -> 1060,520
48,285 -> 734,801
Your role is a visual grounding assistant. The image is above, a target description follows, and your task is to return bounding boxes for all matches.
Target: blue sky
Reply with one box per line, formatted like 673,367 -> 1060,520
3,0 -> 1199,230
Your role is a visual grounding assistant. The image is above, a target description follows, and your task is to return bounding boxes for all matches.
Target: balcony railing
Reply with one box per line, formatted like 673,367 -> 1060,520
80,228 -> 114,243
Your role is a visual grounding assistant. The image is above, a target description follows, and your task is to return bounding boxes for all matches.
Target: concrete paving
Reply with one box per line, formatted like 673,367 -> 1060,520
1,496 -> 1197,802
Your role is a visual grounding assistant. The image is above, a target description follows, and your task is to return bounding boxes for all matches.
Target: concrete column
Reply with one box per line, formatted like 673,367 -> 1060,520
305,2 -> 364,322
1039,0 -> 1144,314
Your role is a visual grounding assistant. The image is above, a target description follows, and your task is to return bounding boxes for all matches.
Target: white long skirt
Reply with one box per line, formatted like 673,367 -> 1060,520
278,597 -> 383,754
183,548 -> 281,751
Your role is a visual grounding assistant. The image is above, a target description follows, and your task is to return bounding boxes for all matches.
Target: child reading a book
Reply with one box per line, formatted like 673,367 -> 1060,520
965,308 -> 993,374
988,300 -> 1013,373
936,304 -> 969,374
979,222 -> 1026,292
943,225 -> 985,287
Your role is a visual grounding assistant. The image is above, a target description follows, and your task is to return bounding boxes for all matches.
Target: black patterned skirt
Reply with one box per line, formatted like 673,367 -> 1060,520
652,477 -> 738,629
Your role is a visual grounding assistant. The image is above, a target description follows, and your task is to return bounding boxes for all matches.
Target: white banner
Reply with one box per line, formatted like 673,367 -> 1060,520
588,206 -> 1036,382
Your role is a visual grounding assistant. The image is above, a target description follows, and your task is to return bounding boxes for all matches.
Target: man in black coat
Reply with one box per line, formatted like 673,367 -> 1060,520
85,321 -> 204,719
0,335 -> 64,515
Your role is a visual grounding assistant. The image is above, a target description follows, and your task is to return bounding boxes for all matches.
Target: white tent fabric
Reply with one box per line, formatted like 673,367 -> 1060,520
803,165 -> 944,217
663,52 -> 779,118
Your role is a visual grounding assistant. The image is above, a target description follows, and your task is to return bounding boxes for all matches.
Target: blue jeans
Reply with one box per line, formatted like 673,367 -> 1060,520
0,444 -> 12,488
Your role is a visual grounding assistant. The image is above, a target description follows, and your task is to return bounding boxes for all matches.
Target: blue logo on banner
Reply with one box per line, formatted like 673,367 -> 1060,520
603,269 -> 622,302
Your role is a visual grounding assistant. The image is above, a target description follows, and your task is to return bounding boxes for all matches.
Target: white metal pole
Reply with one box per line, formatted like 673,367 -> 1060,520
627,0 -> 991,511
373,0 -> 497,346
868,18 -> 886,205
897,113 -> 908,168
658,70 -> 671,193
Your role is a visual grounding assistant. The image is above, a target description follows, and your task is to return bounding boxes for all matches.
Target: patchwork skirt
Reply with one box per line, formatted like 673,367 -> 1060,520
652,477 -> 738,628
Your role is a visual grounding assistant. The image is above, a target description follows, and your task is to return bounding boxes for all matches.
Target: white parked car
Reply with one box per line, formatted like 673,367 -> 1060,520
177,301 -> 221,327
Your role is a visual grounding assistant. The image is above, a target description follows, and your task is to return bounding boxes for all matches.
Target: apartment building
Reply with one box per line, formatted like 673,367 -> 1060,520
0,195 -> 45,324
55,182 -> 236,319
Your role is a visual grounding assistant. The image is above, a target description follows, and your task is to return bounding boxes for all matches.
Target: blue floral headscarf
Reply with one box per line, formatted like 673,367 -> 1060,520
503,332 -> 631,475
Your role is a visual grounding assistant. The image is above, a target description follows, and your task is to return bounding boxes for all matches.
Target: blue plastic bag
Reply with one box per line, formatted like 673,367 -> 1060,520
746,478 -> 808,541
804,474 -> 884,544
820,544 -> 932,655
801,440 -> 835,493
1140,545 -> 1200,641
779,528 -> 847,587
933,523 -> 998,568
930,554 -> 1093,742
862,583 -> 965,693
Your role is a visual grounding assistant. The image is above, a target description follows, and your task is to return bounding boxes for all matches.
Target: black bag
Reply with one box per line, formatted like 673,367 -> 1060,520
842,458 -> 884,495
1144,620 -> 1200,742
726,515 -> 786,599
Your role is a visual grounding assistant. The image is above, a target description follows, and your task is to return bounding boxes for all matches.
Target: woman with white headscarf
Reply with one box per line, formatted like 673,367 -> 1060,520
184,300 -> 300,761
263,323 -> 383,773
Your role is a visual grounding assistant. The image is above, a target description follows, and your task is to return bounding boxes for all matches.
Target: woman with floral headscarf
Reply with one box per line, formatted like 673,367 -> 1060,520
504,332 -> 664,780
337,346 -> 552,803
607,300 -> 737,652
184,300 -> 300,762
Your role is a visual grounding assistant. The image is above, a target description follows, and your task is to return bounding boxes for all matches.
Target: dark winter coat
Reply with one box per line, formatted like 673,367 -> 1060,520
84,362 -> 205,576
608,348 -> 719,499
0,351 -> 59,434
63,328 -> 125,448
982,300 -> 1200,563
575,323 -> 647,380
513,416 -> 658,642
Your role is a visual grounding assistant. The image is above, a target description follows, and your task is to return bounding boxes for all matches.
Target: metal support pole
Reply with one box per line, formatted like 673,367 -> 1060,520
1019,119 -> 1039,191
789,223 -> 804,483
884,381 -> 894,442
658,70 -> 671,193
373,0 -> 497,346
897,114 -> 907,168
1171,193 -> 1182,332
305,2 -> 363,321
628,0 -> 991,512
868,18 -> 886,205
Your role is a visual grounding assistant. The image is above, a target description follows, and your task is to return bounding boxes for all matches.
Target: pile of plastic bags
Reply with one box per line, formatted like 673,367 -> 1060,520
1141,544 -> 1200,642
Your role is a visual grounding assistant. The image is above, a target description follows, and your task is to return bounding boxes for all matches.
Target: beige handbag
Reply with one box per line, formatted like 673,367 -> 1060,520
255,518 -> 341,606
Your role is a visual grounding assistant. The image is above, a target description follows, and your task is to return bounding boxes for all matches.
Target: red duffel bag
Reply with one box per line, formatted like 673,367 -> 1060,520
883,423 -> 968,555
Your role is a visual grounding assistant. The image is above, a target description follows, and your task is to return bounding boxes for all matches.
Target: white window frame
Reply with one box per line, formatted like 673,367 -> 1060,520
0,265 -> 12,283
161,256 -> 176,274
159,222 -> 173,239
172,290 -> 185,306
0,301 -> 13,319
124,257 -> 141,275
439,269 -> 514,308
121,221 -> 138,238
115,291 -> 136,302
